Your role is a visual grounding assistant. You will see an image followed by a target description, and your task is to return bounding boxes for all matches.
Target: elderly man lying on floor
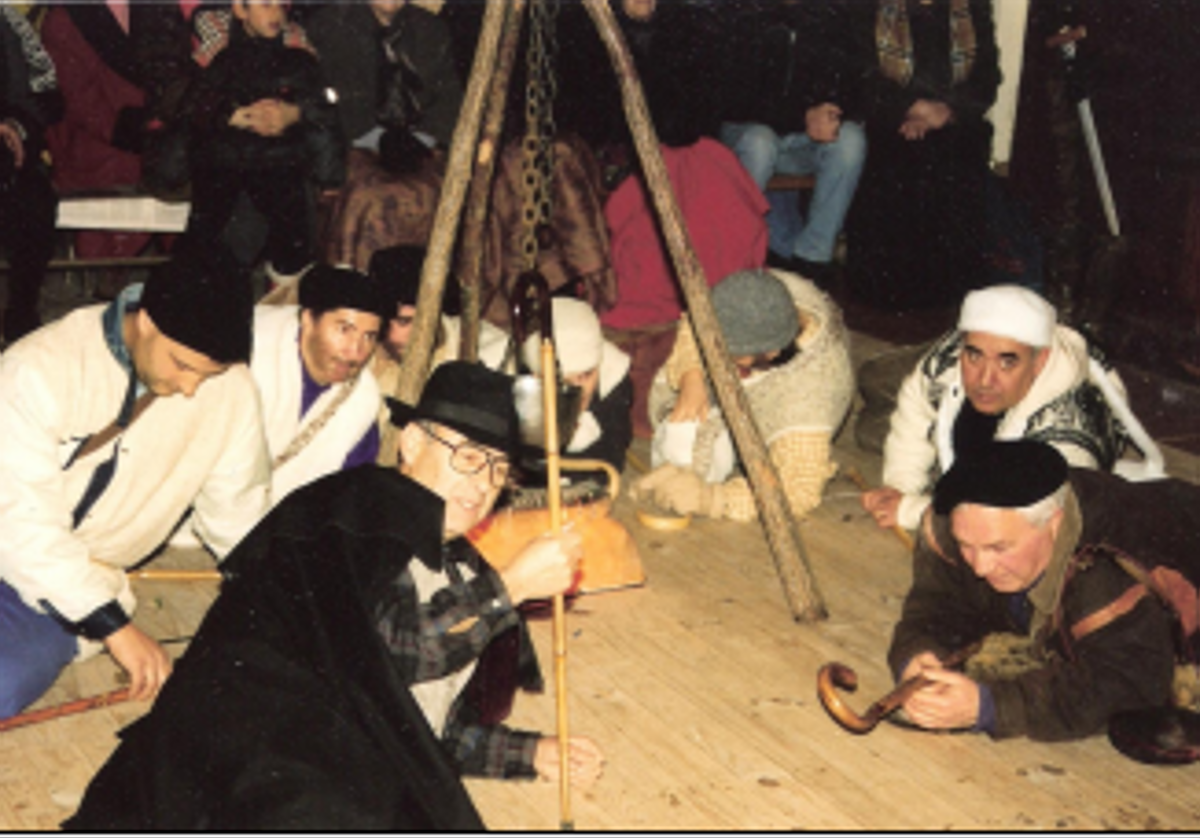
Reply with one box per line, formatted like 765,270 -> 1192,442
66,362 -> 604,830
891,439 -> 1200,741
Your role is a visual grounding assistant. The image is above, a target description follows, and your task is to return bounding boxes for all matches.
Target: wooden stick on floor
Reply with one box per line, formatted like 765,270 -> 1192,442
0,688 -> 131,733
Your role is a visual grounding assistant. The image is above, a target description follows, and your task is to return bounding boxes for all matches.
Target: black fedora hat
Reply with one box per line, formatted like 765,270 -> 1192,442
387,361 -> 518,457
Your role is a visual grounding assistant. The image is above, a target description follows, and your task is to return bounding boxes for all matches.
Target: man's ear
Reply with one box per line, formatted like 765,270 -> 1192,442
232,0 -> 248,21
396,422 -> 425,469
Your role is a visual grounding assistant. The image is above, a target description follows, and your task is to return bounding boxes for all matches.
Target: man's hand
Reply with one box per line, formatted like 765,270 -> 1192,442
861,486 -> 902,529
498,530 -> 583,605
0,121 -> 26,169
229,99 -> 301,136
668,369 -> 710,422
805,102 -> 843,144
103,623 -> 172,703
534,736 -> 606,789
901,99 -> 953,140
252,99 -> 301,136
901,666 -> 981,731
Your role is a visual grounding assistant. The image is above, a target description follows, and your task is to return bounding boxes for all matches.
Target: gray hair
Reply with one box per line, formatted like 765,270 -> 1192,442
1015,483 -> 1069,528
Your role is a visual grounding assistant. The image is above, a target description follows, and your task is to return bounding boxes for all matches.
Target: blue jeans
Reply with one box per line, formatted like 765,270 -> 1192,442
0,580 -> 79,719
719,120 -> 866,264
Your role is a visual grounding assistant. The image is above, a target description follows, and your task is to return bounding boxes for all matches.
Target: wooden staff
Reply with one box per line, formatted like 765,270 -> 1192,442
844,466 -> 915,552
580,0 -> 826,622
539,301 -> 574,830
0,687 -> 130,733
456,0 -> 525,363
127,569 -> 222,582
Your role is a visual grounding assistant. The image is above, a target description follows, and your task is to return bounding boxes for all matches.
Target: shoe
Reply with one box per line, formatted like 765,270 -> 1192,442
765,253 -> 837,289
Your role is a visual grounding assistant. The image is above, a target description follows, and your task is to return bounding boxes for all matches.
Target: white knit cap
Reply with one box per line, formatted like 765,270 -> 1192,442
957,284 -> 1057,348
521,298 -> 604,376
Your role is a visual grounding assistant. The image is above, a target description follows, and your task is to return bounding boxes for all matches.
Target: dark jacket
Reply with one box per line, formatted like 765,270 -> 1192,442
718,0 -> 862,132
846,0 -> 1001,134
63,467 -> 528,830
183,23 -> 344,186
0,8 -> 62,162
556,0 -> 726,149
889,468 -> 1195,742
306,2 -> 463,147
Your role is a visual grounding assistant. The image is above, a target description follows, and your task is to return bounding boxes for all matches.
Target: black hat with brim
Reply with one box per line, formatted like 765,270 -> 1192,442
387,361 -> 518,457
933,439 -> 1068,516
141,244 -> 251,364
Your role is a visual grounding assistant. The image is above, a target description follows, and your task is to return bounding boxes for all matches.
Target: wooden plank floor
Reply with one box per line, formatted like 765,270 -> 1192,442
4,333 -> 1200,830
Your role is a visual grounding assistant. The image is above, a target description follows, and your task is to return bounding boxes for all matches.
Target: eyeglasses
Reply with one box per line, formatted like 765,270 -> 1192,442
419,423 -> 512,489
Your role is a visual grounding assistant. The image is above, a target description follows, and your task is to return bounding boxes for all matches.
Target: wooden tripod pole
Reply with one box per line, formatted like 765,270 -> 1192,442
541,337 -> 574,830
395,0 -> 511,405
580,0 -> 827,622
456,0 -> 526,362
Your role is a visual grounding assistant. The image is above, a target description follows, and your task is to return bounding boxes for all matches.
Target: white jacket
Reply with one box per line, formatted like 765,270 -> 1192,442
883,325 -> 1164,529
251,305 -> 382,505
0,304 -> 270,658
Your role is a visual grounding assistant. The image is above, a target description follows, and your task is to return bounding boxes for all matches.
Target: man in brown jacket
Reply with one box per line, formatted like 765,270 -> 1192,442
890,440 -> 1194,741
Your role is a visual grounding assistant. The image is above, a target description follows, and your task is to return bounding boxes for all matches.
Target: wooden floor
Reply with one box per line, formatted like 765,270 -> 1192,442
4,332 -> 1200,831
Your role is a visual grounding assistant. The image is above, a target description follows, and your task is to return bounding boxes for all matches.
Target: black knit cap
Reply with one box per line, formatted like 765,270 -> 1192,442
933,440 -> 1068,516
386,361 -> 518,457
299,263 -> 393,322
367,244 -> 461,317
141,244 -> 252,364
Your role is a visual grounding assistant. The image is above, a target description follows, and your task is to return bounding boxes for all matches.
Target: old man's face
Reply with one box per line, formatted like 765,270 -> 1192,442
960,331 -> 1049,416
950,503 -> 1061,593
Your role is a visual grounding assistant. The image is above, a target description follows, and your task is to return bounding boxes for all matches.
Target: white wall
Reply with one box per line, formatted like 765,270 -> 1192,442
989,0 -> 1031,165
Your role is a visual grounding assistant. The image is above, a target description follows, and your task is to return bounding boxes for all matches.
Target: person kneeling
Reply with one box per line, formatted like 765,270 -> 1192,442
632,269 -> 853,521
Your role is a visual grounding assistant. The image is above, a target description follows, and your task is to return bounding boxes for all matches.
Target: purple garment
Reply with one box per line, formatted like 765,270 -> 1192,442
299,352 -> 380,470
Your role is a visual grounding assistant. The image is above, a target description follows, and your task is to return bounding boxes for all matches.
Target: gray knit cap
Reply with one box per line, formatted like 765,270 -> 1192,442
711,270 -> 799,356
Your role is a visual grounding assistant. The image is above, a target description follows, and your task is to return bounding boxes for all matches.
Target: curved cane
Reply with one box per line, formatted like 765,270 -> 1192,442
816,642 -> 981,734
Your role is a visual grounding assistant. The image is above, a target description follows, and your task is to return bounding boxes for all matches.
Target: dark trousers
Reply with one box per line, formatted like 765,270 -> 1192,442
0,163 -> 58,342
186,165 -> 312,275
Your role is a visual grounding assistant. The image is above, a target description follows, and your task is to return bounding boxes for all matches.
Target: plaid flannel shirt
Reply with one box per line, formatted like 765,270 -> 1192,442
374,537 -> 540,779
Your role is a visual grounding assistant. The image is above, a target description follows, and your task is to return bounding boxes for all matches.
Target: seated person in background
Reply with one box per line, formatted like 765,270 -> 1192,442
179,0 -> 345,290
632,269 -> 853,522
861,284 -> 1164,532
718,0 -> 866,286
0,6 -> 61,345
891,440 -> 1190,741
39,1 -> 158,286
251,264 -> 390,505
0,247 -> 270,721
306,0 -> 463,167
66,362 -> 603,830
496,297 -> 634,478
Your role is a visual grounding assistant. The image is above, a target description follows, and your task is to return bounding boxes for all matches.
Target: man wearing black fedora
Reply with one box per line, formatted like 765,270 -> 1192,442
66,361 -> 605,830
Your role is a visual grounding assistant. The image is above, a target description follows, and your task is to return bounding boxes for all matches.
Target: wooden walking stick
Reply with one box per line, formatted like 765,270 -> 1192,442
816,642 -> 981,734
843,466 -> 915,553
580,0 -> 826,622
0,688 -> 131,733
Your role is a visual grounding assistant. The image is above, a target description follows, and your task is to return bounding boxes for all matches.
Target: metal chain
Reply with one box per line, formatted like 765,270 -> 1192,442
519,0 -> 559,273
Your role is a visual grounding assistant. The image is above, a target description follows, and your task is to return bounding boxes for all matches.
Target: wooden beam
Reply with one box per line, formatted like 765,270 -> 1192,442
579,0 -> 826,622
